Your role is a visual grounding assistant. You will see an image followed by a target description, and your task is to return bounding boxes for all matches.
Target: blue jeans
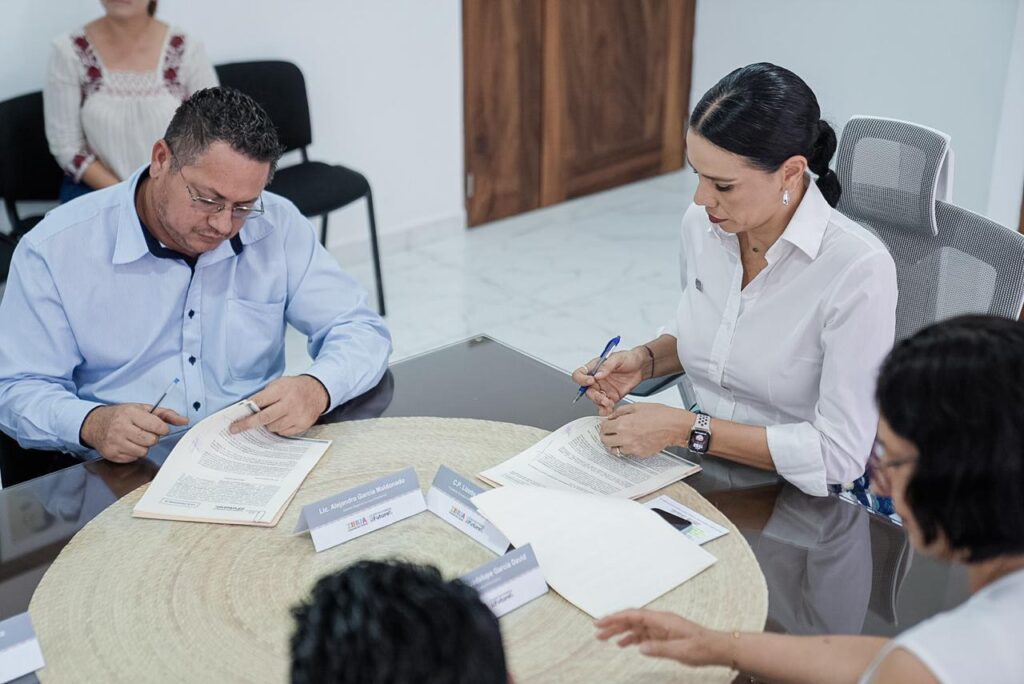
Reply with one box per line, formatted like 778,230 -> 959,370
59,176 -> 94,204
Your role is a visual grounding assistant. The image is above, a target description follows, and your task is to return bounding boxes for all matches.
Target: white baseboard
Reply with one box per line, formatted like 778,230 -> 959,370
325,209 -> 467,262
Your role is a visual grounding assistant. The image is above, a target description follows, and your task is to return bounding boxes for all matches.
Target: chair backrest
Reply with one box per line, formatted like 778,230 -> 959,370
867,514 -> 913,626
836,116 -> 1024,339
0,91 -> 63,234
0,232 -> 15,282
214,61 -> 312,154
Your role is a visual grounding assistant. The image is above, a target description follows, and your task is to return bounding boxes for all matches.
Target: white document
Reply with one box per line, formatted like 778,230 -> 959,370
645,495 -> 729,545
133,400 -> 330,527
479,416 -> 700,499
0,613 -> 45,684
472,486 -> 716,618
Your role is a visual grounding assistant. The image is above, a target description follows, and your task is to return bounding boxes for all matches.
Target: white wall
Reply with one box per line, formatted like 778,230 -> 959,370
0,0 -> 466,251
3,1 -> 1021,241
988,0 -> 1024,228
690,0 -> 1022,226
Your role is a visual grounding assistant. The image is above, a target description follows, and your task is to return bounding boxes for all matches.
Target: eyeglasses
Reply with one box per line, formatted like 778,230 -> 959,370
869,439 -> 918,472
179,169 -> 264,220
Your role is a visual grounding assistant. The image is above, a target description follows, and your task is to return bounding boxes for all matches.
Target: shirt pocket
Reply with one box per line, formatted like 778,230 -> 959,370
225,297 -> 286,381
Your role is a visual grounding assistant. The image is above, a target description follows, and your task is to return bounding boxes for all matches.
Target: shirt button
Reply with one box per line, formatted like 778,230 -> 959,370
189,355 -> 196,365
193,401 -> 201,411
188,310 -> 195,319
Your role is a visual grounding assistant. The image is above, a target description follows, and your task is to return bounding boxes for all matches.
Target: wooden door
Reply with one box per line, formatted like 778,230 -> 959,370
540,0 -> 695,205
463,2 -> 543,227
463,0 -> 695,226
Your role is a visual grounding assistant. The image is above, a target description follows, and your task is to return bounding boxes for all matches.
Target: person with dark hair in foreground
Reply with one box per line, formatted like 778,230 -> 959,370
291,560 -> 509,684
574,63 -> 897,498
595,315 -> 1024,683
0,87 -> 390,465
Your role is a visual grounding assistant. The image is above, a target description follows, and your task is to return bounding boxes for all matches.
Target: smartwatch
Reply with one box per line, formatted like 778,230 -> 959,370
688,412 -> 712,454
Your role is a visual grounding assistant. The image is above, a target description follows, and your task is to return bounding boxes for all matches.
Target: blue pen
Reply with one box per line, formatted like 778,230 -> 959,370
573,336 -> 621,404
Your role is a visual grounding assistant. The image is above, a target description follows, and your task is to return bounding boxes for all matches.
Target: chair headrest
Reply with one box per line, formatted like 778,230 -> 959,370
835,116 -> 953,237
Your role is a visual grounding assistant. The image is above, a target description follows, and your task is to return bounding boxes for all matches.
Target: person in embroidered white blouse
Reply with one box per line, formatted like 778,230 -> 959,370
44,0 -> 217,203
594,316 -> 1024,684
573,63 -> 898,497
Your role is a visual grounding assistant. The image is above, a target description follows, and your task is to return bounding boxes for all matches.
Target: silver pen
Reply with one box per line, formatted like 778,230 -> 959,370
149,378 -> 180,413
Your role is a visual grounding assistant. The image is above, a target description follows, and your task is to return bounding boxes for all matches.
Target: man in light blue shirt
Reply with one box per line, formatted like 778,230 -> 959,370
0,87 -> 391,464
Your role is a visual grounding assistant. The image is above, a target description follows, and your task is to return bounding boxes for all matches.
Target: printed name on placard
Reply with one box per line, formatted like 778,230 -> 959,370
426,465 -> 510,555
295,467 -> 427,552
460,544 -> 547,618
0,613 -> 45,683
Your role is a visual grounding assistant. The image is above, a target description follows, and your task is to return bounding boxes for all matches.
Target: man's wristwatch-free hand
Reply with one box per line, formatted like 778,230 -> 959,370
688,411 -> 712,454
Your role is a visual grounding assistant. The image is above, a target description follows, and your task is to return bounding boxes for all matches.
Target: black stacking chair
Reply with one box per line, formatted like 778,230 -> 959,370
214,61 -> 385,315
0,91 -> 63,282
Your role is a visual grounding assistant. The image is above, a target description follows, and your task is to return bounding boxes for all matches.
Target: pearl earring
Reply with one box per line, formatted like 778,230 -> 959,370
782,190 -> 791,206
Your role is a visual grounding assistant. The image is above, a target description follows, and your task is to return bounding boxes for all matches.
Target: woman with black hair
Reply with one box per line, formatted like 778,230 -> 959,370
574,63 -> 897,496
595,315 -> 1024,682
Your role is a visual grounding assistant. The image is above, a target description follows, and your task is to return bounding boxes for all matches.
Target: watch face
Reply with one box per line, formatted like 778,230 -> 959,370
689,430 -> 710,453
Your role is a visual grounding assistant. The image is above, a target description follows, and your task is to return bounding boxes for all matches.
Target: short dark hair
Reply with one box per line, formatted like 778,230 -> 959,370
163,87 -> 284,180
876,315 -> 1024,562
690,62 -> 841,207
290,560 -> 508,684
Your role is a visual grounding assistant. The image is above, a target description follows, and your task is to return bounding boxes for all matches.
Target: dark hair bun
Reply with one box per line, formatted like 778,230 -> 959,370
811,121 -> 841,206
690,64 -> 844,207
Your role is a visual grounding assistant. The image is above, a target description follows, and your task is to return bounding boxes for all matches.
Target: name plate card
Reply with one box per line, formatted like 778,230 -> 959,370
295,467 -> 426,552
426,465 -> 510,555
0,613 -> 44,684
460,544 -> 548,618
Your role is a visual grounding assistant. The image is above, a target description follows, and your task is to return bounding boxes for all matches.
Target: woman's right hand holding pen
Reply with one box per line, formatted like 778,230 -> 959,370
571,347 -> 649,416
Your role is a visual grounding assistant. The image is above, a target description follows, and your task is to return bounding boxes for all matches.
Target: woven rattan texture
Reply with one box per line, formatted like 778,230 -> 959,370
30,417 -> 768,683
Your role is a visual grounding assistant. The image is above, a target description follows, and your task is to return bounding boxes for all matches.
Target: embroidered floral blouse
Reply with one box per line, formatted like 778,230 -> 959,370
44,27 -> 218,183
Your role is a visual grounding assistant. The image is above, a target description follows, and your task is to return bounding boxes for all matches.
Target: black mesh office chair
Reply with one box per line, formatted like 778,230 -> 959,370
214,61 -> 385,315
0,90 -> 63,282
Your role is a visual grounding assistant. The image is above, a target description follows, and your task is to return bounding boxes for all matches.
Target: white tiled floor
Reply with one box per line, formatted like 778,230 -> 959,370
285,169 -> 699,378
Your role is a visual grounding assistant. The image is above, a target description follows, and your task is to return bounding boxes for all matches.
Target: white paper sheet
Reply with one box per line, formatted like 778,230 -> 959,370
478,416 -> 700,499
472,486 -> 716,618
133,401 -> 330,526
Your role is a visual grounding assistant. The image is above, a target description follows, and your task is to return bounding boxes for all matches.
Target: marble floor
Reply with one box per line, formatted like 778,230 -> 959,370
285,169 -> 700,391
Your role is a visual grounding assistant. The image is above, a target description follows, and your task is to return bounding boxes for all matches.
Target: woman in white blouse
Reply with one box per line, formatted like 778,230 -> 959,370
595,315 -> 1024,683
573,63 -> 897,496
44,0 -> 217,203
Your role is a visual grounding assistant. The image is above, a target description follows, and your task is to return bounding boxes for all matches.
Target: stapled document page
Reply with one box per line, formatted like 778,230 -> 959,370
472,485 -> 716,618
133,400 -> 330,526
478,416 -> 699,499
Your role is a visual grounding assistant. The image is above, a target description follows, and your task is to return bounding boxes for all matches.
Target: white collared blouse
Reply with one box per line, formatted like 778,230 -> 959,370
44,26 -> 218,183
666,180 -> 897,496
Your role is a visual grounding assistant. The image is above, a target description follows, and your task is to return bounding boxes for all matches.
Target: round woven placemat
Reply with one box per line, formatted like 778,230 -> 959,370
29,417 -> 767,683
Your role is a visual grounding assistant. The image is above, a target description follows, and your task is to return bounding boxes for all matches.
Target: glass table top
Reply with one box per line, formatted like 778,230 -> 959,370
0,335 -> 967,639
